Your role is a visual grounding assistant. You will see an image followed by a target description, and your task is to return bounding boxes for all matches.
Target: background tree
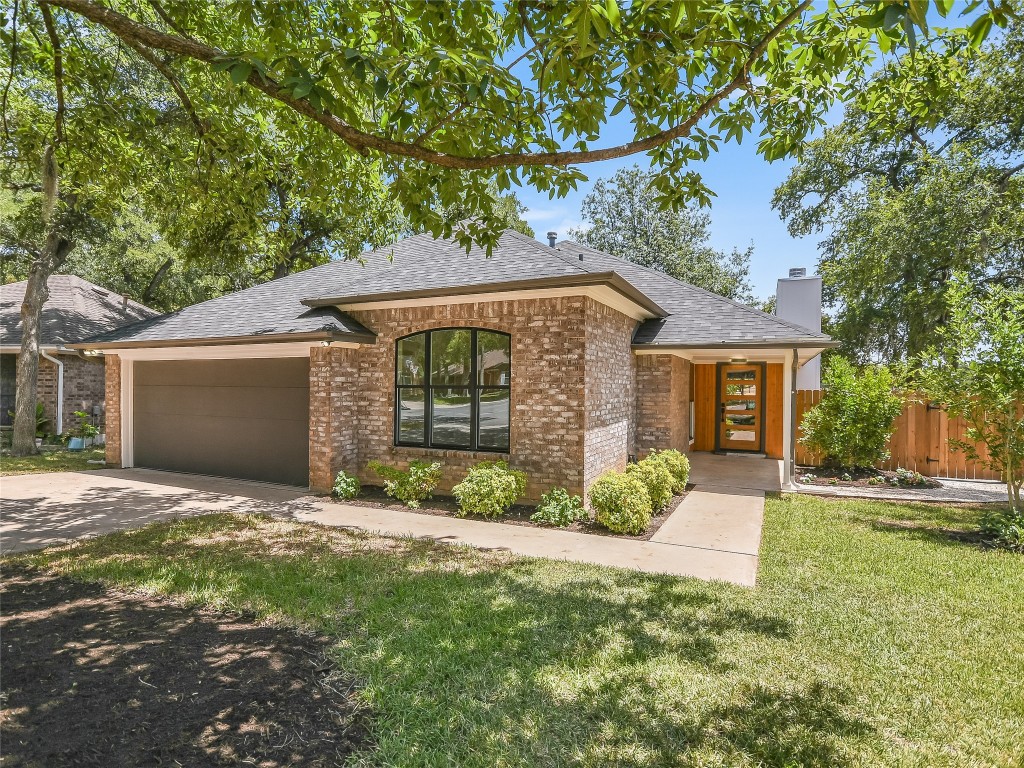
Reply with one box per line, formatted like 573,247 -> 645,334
774,25 -> 1024,362
568,166 -> 753,301
918,276 -> 1024,514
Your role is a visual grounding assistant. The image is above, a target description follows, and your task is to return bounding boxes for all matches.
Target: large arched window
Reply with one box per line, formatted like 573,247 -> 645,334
395,328 -> 511,452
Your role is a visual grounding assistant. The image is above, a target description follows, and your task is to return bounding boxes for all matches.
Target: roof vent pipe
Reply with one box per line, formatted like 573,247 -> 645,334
788,267 -> 807,278
547,231 -> 557,247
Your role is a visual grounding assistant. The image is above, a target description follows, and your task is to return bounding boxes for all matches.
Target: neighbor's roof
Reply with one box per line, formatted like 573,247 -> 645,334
73,229 -> 833,349
0,275 -> 158,348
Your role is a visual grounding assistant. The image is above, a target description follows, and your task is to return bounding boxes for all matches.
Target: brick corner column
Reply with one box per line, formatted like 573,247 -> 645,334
104,354 -> 122,467
308,346 -> 333,493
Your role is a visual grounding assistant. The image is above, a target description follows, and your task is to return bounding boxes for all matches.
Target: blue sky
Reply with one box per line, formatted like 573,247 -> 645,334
513,134 -> 822,304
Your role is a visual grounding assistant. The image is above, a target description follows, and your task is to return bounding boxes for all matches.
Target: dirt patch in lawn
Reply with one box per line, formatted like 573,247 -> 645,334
797,465 -> 942,490
0,565 -> 370,767
329,486 -> 690,540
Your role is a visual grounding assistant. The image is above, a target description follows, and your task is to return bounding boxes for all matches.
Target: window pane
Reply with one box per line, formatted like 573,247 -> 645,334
726,383 -> 757,396
397,388 -> 425,444
725,428 -> 757,443
477,388 -> 510,451
397,334 -> 426,385
726,369 -> 757,380
430,329 -> 471,386
477,331 -> 511,386
430,388 -> 471,447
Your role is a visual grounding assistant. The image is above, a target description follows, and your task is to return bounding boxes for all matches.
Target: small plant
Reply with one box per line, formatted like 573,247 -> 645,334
799,473 -> 816,484
531,487 -> 586,527
72,410 -> 100,440
980,508 -> 1024,552
368,460 -> 443,508
453,460 -> 527,518
646,449 -> 690,494
588,471 -> 652,535
799,356 -> 905,469
841,472 -> 853,482
625,457 -> 673,511
9,403 -> 50,438
331,470 -> 361,500
867,476 -> 884,486
894,467 -> 927,486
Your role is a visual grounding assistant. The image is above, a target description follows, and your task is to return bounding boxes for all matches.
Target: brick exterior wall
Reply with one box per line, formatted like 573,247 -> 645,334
104,354 -> 121,467
35,353 -> 106,436
309,297 -> 601,500
583,298 -> 637,490
635,354 -> 690,457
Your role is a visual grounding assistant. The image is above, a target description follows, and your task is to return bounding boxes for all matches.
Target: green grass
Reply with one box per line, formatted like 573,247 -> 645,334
10,495 -> 1023,767
0,446 -> 106,475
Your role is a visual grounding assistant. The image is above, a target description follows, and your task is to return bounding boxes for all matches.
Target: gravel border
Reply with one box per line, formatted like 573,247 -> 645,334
793,476 -> 1008,504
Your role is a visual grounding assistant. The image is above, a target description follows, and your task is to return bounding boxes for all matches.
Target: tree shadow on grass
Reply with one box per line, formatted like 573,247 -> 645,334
13,509 -> 877,765
0,564 -> 370,768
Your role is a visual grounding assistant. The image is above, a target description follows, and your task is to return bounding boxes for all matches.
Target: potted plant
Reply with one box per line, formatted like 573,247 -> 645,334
67,410 -> 99,451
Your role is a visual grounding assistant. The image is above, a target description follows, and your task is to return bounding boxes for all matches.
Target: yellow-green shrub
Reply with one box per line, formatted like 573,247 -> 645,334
625,457 -> 673,510
646,449 -> 690,495
588,471 -> 652,535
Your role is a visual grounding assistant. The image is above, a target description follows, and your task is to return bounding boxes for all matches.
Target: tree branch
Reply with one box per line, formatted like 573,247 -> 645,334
121,37 -> 207,138
1,0 -> 19,140
39,3 -> 65,145
41,0 -> 813,170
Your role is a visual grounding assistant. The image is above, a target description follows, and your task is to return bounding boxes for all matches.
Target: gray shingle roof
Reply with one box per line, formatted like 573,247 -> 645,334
0,275 -> 158,348
74,228 -> 831,349
553,241 -> 832,347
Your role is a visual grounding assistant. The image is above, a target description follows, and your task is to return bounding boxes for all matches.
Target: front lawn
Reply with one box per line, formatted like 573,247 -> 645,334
0,446 -> 106,475
8,495 -> 1023,767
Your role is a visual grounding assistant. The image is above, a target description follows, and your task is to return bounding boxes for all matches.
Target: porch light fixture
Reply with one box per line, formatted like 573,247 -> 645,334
81,349 -> 103,357
730,357 -> 747,364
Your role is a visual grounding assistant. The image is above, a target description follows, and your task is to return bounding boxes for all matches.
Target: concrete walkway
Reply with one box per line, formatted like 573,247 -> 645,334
1,461 -> 773,586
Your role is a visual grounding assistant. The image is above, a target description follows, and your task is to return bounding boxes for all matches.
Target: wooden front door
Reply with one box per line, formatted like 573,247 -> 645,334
716,363 -> 765,452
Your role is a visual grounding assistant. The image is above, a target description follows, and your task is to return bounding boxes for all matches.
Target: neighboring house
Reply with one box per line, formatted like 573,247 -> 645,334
0,275 -> 158,435
73,230 -> 835,496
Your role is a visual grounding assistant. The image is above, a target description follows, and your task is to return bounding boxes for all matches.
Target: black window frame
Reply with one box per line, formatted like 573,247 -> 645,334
394,327 -> 511,452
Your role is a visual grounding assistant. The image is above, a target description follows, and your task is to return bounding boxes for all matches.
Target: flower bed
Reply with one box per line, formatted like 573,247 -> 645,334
797,466 -> 942,489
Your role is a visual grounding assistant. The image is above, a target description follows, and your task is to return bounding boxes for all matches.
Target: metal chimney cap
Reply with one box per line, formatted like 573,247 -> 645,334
788,267 -> 807,278
546,231 -> 557,247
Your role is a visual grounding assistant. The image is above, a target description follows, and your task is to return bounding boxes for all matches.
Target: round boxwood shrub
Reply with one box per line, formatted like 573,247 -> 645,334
647,449 -> 690,495
331,470 -> 361,500
588,471 -> 652,535
625,457 -> 673,511
368,459 -> 443,508
453,460 -> 527,518
530,487 -> 586,527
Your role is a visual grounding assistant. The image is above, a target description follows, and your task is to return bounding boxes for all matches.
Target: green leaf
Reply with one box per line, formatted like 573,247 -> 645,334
374,74 -> 389,100
606,0 -> 621,30
229,62 -> 252,85
968,14 -> 993,48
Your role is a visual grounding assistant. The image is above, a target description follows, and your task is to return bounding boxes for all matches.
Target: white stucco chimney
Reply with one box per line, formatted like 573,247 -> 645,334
776,267 -> 823,390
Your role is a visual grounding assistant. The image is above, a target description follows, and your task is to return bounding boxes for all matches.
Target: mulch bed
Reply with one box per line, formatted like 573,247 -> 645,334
0,565 -> 370,767
333,486 -> 689,541
797,466 -> 942,490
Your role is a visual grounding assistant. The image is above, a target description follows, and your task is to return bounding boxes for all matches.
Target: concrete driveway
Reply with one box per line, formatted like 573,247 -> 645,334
0,469 -> 309,555
1,466 -> 765,586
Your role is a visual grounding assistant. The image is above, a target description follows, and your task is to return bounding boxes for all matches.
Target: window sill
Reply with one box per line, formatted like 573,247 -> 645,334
391,444 -> 511,460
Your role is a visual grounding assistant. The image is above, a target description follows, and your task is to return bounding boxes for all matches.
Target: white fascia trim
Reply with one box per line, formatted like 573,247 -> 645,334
335,285 -> 657,322
121,357 -> 134,467
635,346 -> 829,365
112,341 -> 359,361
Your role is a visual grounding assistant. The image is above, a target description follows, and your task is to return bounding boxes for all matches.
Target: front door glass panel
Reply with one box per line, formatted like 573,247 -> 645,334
718,365 -> 763,451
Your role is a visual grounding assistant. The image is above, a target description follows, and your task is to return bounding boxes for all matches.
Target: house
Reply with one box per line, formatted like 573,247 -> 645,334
1,275 -> 158,436
72,230 -> 835,497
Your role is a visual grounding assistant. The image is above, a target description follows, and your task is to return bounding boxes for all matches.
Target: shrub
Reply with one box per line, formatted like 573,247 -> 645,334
367,460 -> 443,508
894,467 -> 926,486
531,487 -> 586,527
980,508 -> 1024,552
331,470 -> 361,500
625,457 -> 673,511
799,356 -> 905,469
646,449 -> 690,494
453,461 -> 527,518
588,471 -> 652,535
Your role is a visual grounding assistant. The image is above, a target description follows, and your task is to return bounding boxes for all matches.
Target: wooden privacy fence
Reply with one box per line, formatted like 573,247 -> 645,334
794,390 -> 1003,480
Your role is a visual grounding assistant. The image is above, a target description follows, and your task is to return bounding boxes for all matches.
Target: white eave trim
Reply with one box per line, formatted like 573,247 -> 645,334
634,346 -> 830,365
107,340 -> 359,361
333,284 -> 659,322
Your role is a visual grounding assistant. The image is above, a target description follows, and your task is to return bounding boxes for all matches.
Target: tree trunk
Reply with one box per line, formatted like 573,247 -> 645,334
11,146 -> 76,455
142,257 -> 174,304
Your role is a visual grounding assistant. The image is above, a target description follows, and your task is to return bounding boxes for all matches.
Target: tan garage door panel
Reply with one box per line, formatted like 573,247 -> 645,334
133,358 -> 310,486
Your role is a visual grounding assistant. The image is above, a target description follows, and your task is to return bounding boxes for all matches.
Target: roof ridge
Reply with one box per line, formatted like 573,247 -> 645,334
557,239 -> 827,339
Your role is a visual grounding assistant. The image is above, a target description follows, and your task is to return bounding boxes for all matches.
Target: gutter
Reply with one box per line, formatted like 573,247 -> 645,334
39,348 -> 63,436
788,347 -> 799,490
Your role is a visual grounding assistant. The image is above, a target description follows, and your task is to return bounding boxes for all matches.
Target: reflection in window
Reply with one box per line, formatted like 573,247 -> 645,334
395,329 -> 510,451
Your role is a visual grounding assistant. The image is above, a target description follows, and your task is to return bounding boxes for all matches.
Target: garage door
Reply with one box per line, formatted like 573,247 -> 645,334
133,358 -> 309,486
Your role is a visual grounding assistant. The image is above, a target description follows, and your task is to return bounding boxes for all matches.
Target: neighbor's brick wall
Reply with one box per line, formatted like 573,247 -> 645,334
104,354 -> 121,466
582,298 -> 637,491
308,298 -> 601,499
635,354 -> 690,457
34,354 -> 106,435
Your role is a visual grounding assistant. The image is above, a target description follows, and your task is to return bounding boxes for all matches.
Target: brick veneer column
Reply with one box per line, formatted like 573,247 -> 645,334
635,353 -> 689,456
309,345 -> 361,492
104,354 -> 121,467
